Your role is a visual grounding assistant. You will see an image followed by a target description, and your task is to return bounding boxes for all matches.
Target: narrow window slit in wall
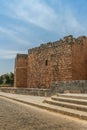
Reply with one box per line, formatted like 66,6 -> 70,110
45,60 -> 48,66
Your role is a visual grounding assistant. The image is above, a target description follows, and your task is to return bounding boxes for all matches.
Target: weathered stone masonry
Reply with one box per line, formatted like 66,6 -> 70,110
14,35 -> 87,88
14,54 -> 28,88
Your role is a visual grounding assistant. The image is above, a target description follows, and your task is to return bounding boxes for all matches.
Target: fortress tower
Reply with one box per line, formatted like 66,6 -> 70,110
14,54 -> 28,88
14,35 -> 87,88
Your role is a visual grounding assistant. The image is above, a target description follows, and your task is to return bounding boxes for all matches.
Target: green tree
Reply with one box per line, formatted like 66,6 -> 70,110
0,72 -> 14,87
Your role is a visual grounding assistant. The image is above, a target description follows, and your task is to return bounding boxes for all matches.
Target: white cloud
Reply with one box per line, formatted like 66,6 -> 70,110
2,0 -> 85,35
61,7 -> 85,34
0,49 -> 26,59
0,26 -> 29,45
4,0 -> 57,31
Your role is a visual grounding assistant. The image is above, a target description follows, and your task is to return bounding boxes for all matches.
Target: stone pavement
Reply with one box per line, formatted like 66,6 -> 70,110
0,92 -> 47,106
0,92 -> 87,121
1,96 -> 87,130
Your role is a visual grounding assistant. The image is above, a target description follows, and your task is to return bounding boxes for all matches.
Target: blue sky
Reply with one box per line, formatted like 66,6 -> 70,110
0,0 -> 87,75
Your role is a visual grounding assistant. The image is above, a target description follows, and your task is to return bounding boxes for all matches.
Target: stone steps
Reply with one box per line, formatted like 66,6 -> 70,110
4,94 -> 87,120
57,94 -> 87,100
43,94 -> 87,120
1,92 -> 87,121
44,98 -> 87,112
51,96 -> 87,105
42,103 -> 87,120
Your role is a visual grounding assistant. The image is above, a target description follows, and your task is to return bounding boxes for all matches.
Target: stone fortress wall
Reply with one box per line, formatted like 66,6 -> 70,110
14,54 -> 28,88
14,35 -> 87,89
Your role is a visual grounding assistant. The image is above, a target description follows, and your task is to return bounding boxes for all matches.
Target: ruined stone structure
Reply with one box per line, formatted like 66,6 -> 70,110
14,35 -> 87,88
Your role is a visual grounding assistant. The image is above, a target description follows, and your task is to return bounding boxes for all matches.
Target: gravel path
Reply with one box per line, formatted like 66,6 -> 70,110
0,96 -> 87,130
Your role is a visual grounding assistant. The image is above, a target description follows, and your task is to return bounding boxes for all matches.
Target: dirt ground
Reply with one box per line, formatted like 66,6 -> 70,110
0,96 -> 87,130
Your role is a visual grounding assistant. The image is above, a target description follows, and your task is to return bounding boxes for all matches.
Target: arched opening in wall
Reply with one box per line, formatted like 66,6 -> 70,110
45,60 -> 48,66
